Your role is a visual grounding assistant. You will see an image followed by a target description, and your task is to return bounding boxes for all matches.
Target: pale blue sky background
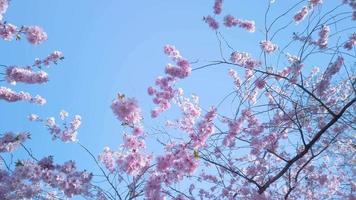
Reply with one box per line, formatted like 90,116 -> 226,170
0,0 -> 352,198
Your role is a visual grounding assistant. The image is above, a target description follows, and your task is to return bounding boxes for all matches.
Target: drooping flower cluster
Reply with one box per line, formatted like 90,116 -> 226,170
294,0 -> 323,23
101,94 -> 151,176
294,6 -> 309,23
0,0 -> 8,21
0,132 -> 29,153
23,26 -> 48,45
0,86 -> 46,105
343,33 -> 356,50
148,45 -> 191,118
259,40 -> 278,53
38,111 -> 82,142
213,0 -> 223,15
316,56 -> 344,96
5,67 -> 48,85
0,156 -> 92,199
223,15 -> 256,32
317,25 -> 330,49
111,95 -> 142,125
203,15 -> 219,30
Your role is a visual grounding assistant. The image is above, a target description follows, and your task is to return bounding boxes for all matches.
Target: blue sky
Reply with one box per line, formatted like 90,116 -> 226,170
0,0 -> 352,198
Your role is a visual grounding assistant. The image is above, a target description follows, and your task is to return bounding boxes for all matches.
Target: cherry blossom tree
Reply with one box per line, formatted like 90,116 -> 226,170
1,0 -> 355,199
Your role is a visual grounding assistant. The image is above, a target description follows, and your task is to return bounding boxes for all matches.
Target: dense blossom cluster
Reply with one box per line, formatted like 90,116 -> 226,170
213,0 -> 223,15
146,143 -> 199,200
111,96 -> 142,125
23,26 -> 48,45
5,67 -> 48,85
344,33 -> 356,50
99,140 -> 151,176
148,45 -> 191,118
317,25 -> 330,49
223,15 -> 256,32
101,95 -> 151,176
0,132 -> 28,153
294,0 -> 323,23
0,157 -> 92,199
0,22 -> 16,40
316,56 -> 344,96
259,40 -> 278,53
0,86 -> 46,104
203,15 -> 219,30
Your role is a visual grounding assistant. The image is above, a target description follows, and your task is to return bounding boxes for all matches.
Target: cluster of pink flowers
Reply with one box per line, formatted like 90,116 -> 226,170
111,96 -> 142,125
259,40 -> 278,53
344,33 -> 356,50
294,6 -> 309,23
148,45 -> 191,118
0,132 -> 29,152
0,0 -> 8,21
167,93 -> 201,134
42,112 -> 82,142
0,156 -> 92,199
255,77 -> 266,89
5,67 -> 48,85
203,15 -> 219,30
0,22 -> 16,40
146,143 -> 198,199
34,51 -> 64,67
317,25 -> 330,49
190,107 -> 217,148
213,0 -> 223,15
101,94 -> 151,176
0,86 -> 46,105
164,46 -> 191,78
230,51 -> 261,69
113,138 -> 151,175
294,0 -> 323,23
316,56 -> 344,96
23,26 -> 48,45
99,139 -> 151,176
223,15 -> 255,32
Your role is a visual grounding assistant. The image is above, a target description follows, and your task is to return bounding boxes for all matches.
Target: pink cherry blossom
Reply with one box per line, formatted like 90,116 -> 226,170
0,132 -> 29,152
203,15 -> 219,30
344,33 -> 356,50
0,22 -> 17,40
260,40 -> 278,53
111,96 -> 142,125
317,25 -> 330,49
5,67 -> 48,85
213,0 -> 223,15
23,26 -> 48,45
0,86 -> 46,105
223,15 -> 256,32
294,6 -> 309,23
